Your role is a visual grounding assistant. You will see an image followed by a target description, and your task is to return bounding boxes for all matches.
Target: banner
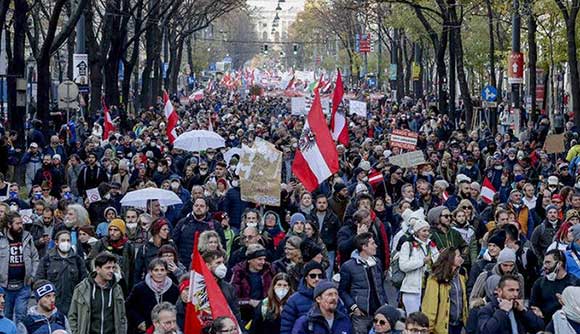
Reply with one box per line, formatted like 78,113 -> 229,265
238,138 -> 282,206
349,100 -> 367,117
388,151 -> 426,168
390,130 -> 418,150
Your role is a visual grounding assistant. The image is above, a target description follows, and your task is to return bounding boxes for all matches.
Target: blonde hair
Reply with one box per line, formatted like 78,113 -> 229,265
198,230 -> 225,256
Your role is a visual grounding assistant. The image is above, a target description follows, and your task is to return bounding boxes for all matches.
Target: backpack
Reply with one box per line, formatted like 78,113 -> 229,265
390,241 -> 411,288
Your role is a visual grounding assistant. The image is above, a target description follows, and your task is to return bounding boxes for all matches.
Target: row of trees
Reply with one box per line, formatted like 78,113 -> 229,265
3,0 -> 247,138
290,0 -> 580,126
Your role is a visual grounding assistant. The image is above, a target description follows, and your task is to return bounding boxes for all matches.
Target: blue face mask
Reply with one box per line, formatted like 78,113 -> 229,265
9,191 -> 17,199
64,192 -> 72,200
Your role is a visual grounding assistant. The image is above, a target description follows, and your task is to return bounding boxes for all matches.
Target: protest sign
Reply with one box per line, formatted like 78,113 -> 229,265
390,130 -> 418,150
544,134 -> 566,154
238,138 -> 282,206
86,188 -> 101,203
349,100 -> 367,117
388,151 -> 426,168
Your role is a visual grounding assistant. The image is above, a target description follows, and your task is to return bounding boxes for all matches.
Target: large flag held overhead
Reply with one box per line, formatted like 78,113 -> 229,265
163,91 -> 178,144
481,177 -> 497,204
102,97 -> 115,141
330,69 -> 348,145
184,234 -> 239,334
292,89 -> 339,192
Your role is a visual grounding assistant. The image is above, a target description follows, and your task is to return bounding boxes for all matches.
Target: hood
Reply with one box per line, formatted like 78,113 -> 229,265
263,210 -> 284,232
491,262 -> 518,276
350,250 -> 377,267
26,305 -> 59,318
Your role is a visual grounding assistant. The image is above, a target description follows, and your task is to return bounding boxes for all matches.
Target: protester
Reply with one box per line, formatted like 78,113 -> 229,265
18,280 -> 71,334
545,286 -> 580,333
202,249 -> 241,324
150,302 -> 180,334
251,272 -> 293,334
135,218 -> 174,283
0,287 -> 16,334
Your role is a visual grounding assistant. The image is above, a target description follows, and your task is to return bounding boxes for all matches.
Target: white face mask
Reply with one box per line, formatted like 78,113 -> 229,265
126,222 -> 138,230
170,182 -> 180,190
546,263 -> 559,281
275,287 -> 289,300
361,176 -> 369,182
64,219 -> 75,228
157,166 -> 164,173
58,241 -> 71,253
213,263 -> 227,279
231,180 -> 239,187
246,222 -> 258,228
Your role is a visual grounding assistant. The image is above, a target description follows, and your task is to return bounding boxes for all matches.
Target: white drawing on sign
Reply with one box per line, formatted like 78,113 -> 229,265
484,88 -> 496,101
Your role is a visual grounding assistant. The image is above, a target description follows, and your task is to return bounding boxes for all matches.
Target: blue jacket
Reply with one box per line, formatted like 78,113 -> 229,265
477,298 -> 544,334
280,282 -> 314,334
19,306 -> 68,334
291,304 -> 352,334
0,317 -> 16,334
565,246 -> 580,279
338,251 -> 386,315
220,187 -> 248,229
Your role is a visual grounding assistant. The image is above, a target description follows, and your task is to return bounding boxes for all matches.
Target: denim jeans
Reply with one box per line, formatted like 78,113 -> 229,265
5,285 -> 30,324
326,250 -> 336,279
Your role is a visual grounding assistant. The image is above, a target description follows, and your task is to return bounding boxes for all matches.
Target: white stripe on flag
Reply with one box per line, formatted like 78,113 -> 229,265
302,123 -> 333,182
332,113 -> 346,140
481,186 -> 495,201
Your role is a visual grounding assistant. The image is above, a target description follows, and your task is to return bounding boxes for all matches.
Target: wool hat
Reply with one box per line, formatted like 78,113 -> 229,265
150,218 -> 169,236
389,165 -> 401,175
333,182 -> 347,193
497,248 -> 516,264
570,224 -> 580,241
374,305 -> 403,329
427,206 -> 446,226
179,279 -> 190,294
78,225 -> 96,237
548,176 -> 560,186
456,174 -> 471,184
488,230 -> 506,249
433,180 -> 449,189
546,204 -> 559,213
313,280 -> 337,299
566,209 -> 579,221
413,219 -> 430,234
301,239 -> 323,263
290,213 -> 306,227
303,261 -> 325,278
552,194 -> 564,202
108,219 -> 126,235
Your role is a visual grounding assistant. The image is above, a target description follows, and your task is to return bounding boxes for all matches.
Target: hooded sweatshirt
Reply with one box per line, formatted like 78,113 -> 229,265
89,273 -> 117,334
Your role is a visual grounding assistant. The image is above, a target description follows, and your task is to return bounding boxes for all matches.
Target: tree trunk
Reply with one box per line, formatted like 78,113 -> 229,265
448,26 -> 456,118
141,0 -> 161,107
7,0 -> 26,146
168,37 -> 184,94
486,0 -> 496,89
527,6 -> 538,121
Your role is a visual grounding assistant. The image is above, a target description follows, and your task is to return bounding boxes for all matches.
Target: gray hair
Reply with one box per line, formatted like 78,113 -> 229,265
67,204 -> 90,227
151,301 -> 176,324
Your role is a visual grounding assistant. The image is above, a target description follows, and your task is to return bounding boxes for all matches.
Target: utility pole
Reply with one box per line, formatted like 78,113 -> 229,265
377,20 -> 383,90
511,0 -> 521,110
390,29 -> 398,101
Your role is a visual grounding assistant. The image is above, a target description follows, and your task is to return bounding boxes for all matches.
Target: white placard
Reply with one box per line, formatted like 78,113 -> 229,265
19,209 -> 33,224
349,100 -> 367,117
291,97 -> 306,115
388,151 -> 426,169
73,53 -> 89,86
86,188 -> 101,203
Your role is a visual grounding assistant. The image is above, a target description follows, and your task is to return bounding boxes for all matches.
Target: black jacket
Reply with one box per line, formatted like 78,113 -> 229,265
309,210 -> 340,251
172,213 -> 225,269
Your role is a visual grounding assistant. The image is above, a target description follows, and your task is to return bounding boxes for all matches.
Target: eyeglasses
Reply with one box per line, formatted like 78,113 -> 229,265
42,189 -> 50,192
308,273 -> 324,279
373,318 -> 387,326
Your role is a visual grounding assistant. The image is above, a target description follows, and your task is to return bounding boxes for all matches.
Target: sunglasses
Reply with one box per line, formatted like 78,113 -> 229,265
373,318 -> 387,326
461,206 -> 472,210
308,273 -> 324,279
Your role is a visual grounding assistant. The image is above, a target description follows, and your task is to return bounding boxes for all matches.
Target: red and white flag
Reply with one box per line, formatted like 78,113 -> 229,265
292,89 -> 339,192
163,91 -> 178,144
102,97 -> 115,141
481,177 -> 496,204
330,69 -> 348,145
368,169 -> 384,188
184,234 -> 239,334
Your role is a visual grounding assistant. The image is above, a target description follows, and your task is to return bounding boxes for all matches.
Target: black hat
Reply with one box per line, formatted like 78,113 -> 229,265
333,182 -> 347,193
301,239 -> 324,263
488,230 -> 506,249
302,261 -> 324,278
375,305 -> 403,329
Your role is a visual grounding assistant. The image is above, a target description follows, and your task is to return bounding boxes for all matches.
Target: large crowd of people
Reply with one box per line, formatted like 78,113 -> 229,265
0,87 -> 578,334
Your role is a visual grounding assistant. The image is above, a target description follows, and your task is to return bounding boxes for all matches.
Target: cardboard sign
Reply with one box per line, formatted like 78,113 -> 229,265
349,100 -> 367,117
388,151 -> 426,169
390,130 -> 418,150
544,134 -> 566,154
238,138 -> 282,206
86,188 -> 101,203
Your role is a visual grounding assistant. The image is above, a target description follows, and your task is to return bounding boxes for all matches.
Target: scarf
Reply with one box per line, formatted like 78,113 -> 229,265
109,236 -> 128,249
145,273 -> 173,303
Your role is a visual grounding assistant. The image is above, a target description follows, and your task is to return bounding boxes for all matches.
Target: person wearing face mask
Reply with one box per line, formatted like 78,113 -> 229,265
251,273 -> 294,334
202,249 -> 242,325
152,160 -> 172,187
35,230 -> 87,315
531,204 -> 561,263
530,249 -> 580,322
164,176 -> 190,225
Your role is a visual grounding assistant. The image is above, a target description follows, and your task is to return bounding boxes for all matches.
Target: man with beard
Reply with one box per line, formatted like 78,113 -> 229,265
124,208 -> 141,242
531,204 -> 561,263
292,280 -> 353,334
33,154 -> 62,197
328,182 -> 349,223
416,179 -> 439,212
172,197 -> 225,268
18,280 -> 70,334
151,302 -> 180,334
444,175 -> 477,212
0,212 -> 39,323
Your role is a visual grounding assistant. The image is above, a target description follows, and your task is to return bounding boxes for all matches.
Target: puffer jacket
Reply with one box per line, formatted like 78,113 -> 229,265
291,304 -> 353,334
0,230 -> 39,287
421,274 -> 468,334
125,275 -> 179,332
398,238 -> 439,294
18,306 -> 70,334
68,272 -> 127,334
172,213 -> 226,268
280,282 -> 314,334
469,262 -> 525,303
531,219 -> 559,260
338,251 -> 386,315
35,248 -> 87,314
230,261 -> 276,304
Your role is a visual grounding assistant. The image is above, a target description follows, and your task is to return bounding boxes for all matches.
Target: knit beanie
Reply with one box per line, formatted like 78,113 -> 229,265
488,230 -> 506,249
497,248 -> 516,264
427,206 -> 446,226
150,218 -> 169,236
413,219 -> 430,234
290,213 -> 306,227
109,219 -> 126,235
303,261 -> 324,279
301,239 -> 323,263
313,280 -> 336,298
374,305 -> 403,329
334,182 -> 347,193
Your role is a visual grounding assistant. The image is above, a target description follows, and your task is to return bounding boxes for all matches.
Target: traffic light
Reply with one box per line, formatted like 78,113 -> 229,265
263,44 -> 269,53
293,44 -> 298,54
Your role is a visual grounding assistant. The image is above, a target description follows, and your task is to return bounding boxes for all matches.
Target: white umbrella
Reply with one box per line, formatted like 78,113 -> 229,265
224,147 -> 243,165
173,130 -> 225,152
120,187 -> 183,208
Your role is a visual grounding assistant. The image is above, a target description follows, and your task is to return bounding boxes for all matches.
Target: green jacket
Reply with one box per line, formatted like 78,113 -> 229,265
431,227 -> 467,251
68,273 -> 127,334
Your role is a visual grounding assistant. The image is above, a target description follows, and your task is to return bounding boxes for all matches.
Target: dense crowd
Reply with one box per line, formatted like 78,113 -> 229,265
0,88 -> 579,334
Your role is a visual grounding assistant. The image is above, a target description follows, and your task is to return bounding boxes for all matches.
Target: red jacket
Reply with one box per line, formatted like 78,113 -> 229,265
230,261 -> 276,305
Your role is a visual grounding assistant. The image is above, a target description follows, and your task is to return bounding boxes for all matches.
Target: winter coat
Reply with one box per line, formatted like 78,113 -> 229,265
18,306 -> 70,334
421,274 -> 468,334
477,297 -> 544,334
221,187 -> 249,229
76,164 -> 109,196
0,230 -> 39,287
230,261 -> 276,305
309,210 -> 340,251
430,227 -> 467,252
398,238 -> 439,294
89,237 -> 135,294
565,246 -> 580,279
328,194 -> 348,223
280,282 -> 314,334
337,220 -> 391,269
125,275 -> 179,332
469,263 -> 525,303
467,257 -> 495,295
531,219 -> 560,260
172,213 -> 225,269
338,251 -> 386,315
68,273 -> 127,334
291,304 -> 352,334
35,248 -> 87,315
133,239 -> 177,283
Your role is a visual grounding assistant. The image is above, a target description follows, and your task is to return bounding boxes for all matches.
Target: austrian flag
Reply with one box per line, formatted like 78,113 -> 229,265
292,90 -> 339,192
481,177 -> 497,204
330,69 -> 348,145
163,91 -> 178,144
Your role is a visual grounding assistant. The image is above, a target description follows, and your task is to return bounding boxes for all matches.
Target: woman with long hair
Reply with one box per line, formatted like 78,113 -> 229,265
251,273 -> 294,334
421,247 -> 468,334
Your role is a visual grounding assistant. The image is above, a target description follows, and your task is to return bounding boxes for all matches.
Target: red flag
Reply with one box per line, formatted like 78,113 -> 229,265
184,234 -> 239,334
481,177 -> 496,204
102,97 -> 115,141
163,91 -> 178,144
330,69 -> 348,145
292,89 -> 339,192
368,169 -> 384,187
